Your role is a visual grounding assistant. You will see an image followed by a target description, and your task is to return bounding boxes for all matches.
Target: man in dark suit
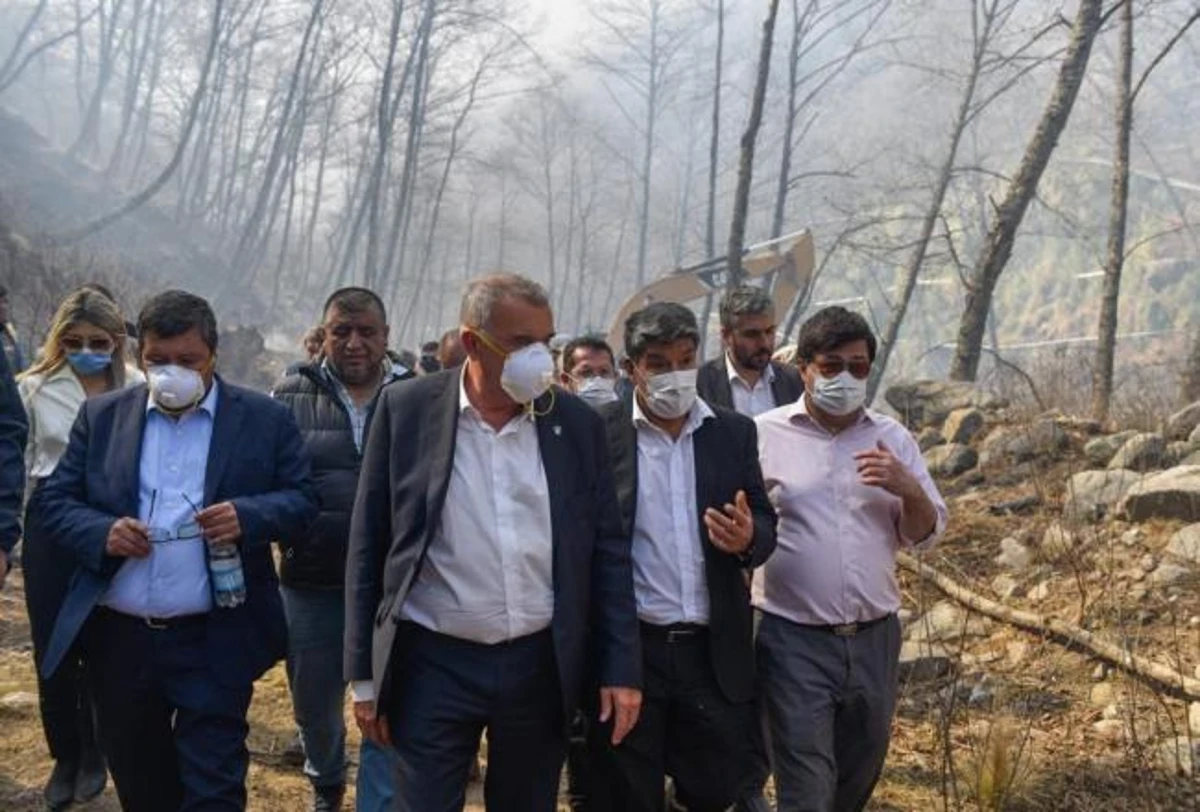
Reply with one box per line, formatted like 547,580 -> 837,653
345,273 -> 642,812
587,302 -> 777,812
38,290 -> 317,811
0,341 -> 26,588
697,286 -> 803,418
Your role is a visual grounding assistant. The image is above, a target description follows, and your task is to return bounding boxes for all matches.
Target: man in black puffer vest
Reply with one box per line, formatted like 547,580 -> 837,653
273,288 -> 413,812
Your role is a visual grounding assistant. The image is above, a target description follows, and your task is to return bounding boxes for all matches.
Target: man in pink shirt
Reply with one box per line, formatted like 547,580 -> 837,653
753,306 -> 947,812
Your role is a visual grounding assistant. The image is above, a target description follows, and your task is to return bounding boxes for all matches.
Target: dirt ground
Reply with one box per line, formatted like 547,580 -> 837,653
2,439 -> 1200,810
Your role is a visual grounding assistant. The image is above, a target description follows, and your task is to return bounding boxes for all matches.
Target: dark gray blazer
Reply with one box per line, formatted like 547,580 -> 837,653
696,356 -> 803,414
598,397 -> 777,703
344,370 -> 641,718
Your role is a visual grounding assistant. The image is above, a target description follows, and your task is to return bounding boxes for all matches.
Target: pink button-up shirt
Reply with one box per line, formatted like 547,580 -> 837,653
753,396 -> 947,626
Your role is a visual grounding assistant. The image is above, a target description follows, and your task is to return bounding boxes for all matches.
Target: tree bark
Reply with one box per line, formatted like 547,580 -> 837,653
1183,329 -> 1200,405
726,0 -> 782,290
949,0 -> 1103,381
898,552 -> 1200,701
705,0 -> 724,260
1089,0 -> 1133,425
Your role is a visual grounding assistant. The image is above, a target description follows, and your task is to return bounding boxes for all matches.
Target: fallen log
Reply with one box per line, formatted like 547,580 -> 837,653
897,551 -> 1200,702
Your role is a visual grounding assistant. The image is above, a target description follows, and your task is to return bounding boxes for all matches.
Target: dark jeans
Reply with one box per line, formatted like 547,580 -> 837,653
388,623 -> 566,812
586,624 -> 758,812
281,585 -> 398,808
83,608 -> 254,812
23,489 -> 102,766
757,611 -> 901,812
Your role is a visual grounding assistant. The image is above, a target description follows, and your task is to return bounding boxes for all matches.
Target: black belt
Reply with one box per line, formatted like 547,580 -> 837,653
640,622 -> 708,644
797,614 -> 892,638
99,606 -> 208,631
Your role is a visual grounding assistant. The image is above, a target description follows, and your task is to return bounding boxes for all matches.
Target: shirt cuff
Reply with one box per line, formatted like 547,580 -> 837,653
351,680 -> 376,703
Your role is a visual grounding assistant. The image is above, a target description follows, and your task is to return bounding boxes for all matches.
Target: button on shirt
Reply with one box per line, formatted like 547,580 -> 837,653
103,381 -> 219,618
400,373 -> 555,644
321,359 -> 408,453
631,396 -> 715,626
753,396 -> 947,626
728,354 -> 777,418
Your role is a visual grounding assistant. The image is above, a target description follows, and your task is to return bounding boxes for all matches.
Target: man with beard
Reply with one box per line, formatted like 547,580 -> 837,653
697,287 -> 802,419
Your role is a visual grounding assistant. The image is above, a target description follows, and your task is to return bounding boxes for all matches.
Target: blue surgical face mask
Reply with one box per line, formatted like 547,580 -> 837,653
67,351 -> 113,376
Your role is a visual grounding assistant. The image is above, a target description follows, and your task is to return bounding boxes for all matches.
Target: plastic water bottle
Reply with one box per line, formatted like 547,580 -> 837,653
209,544 -> 247,608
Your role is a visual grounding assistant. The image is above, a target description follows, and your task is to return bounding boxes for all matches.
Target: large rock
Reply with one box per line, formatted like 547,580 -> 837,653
1157,736 -> 1200,776
995,536 -> 1033,572
1064,469 -> 1145,522
943,408 -> 986,445
907,601 -> 990,643
916,427 -> 946,452
1118,466 -> 1200,523
1108,433 -> 1167,472
1182,450 -> 1200,467
1191,424 -> 1200,447
924,443 -> 978,477
980,420 -> 1068,465
1167,441 -> 1195,467
883,381 -> 1005,430
1165,524 -> 1200,565
1166,402 -> 1200,441
1084,431 -> 1138,467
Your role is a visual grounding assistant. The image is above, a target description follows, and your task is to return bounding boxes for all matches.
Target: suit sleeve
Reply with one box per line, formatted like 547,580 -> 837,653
39,405 -> 118,573
344,389 -> 394,682
588,410 -> 641,689
740,418 -> 777,569
0,349 -> 26,557
230,403 -> 317,550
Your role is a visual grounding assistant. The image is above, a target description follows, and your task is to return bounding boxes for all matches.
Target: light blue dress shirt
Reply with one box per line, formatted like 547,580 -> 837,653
102,379 -> 219,618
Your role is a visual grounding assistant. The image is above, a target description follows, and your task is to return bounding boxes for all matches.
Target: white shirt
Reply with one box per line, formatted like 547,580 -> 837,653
19,364 -> 145,480
103,380 -> 219,618
630,395 -> 715,626
399,372 -> 555,643
727,354 -> 777,418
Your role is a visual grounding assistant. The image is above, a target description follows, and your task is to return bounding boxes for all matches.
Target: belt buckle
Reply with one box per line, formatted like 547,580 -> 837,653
665,629 -> 692,644
144,616 -> 168,630
832,623 -> 859,637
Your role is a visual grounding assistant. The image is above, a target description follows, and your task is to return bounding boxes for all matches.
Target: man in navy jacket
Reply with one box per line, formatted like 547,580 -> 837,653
0,342 -> 26,586
39,290 -> 316,811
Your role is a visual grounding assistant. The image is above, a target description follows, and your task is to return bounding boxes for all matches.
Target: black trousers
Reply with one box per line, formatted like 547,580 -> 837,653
388,623 -> 566,812
586,624 -> 758,812
22,489 -> 101,766
82,609 -> 254,812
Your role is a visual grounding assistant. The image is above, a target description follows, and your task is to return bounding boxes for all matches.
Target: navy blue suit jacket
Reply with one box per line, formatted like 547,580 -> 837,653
345,371 -> 641,719
37,379 -> 317,685
0,346 -> 27,557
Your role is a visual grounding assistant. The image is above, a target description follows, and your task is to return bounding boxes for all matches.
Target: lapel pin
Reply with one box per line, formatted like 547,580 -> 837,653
553,425 -> 562,437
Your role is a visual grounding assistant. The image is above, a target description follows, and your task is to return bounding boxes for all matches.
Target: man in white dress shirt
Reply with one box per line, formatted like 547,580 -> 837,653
345,273 -> 642,811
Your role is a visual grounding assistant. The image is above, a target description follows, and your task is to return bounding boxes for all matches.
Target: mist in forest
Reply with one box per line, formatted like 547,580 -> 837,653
0,0 -> 1197,404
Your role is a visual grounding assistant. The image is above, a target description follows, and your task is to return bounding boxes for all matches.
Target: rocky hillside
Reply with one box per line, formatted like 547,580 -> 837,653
873,382 -> 1200,809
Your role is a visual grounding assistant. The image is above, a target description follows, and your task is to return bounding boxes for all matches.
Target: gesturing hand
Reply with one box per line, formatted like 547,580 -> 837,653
855,441 -> 920,498
354,700 -> 392,747
599,686 -> 642,746
196,502 -> 243,546
106,517 -> 152,559
704,490 -> 754,555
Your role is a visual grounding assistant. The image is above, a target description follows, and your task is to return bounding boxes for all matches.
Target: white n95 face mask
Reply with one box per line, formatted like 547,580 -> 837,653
500,342 -> 556,405
809,370 -> 866,416
576,376 -> 618,407
642,369 -> 698,420
147,364 -> 207,412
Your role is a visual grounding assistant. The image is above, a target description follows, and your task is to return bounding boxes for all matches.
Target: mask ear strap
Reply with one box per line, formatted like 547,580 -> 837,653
529,386 -> 556,418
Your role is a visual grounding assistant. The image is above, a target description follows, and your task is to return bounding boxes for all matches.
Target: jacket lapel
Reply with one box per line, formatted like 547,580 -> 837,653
423,372 -> 459,526
204,380 -> 243,505
714,356 -> 734,410
608,399 -> 639,536
110,387 -> 150,518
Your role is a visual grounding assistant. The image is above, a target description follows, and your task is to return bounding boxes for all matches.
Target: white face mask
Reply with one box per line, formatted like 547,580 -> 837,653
809,370 -> 867,417
499,342 -> 556,405
147,364 -> 207,412
641,369 -> 698,420
576,376 -> 618,407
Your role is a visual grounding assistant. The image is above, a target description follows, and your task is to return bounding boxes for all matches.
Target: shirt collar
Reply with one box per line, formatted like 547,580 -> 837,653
631,391 -> 715,437
457,365 -> 534,425
726,353 -> 775,387
146,375 -> 219,418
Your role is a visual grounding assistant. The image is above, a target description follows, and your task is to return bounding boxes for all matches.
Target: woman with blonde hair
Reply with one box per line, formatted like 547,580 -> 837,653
19,287 -> 143,810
